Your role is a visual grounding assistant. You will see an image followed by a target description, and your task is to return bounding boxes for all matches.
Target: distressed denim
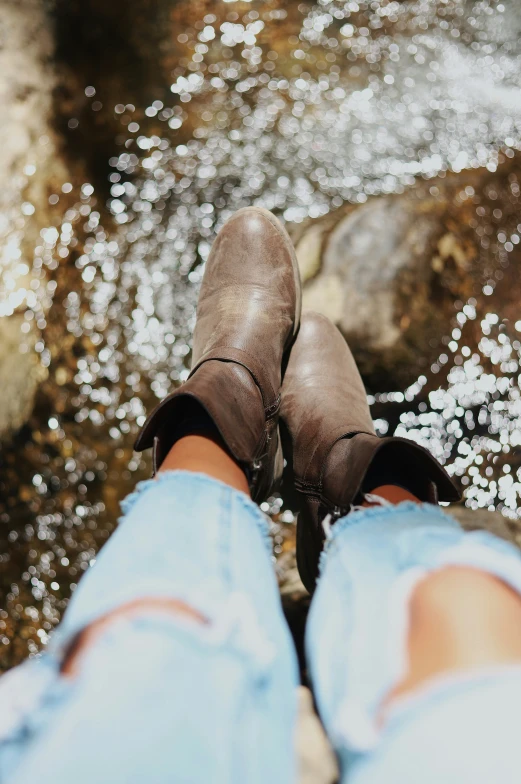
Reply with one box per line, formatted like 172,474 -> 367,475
307,501 -> 521,783
2,473 -> 521,783
0,472 -> 299,784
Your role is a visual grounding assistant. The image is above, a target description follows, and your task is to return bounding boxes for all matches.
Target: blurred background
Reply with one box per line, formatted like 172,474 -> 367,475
1,0 -> 521,670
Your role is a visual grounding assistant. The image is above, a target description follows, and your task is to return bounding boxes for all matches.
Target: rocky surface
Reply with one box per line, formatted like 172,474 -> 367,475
2,0 -> 520,438
0,1 -> 57,218
0,316 -> 43,439
0,0 -> 69,439
0,2 -> 520,780
296,686 -> 339,784
292,161 -> 521,390
450,505 -> 519,542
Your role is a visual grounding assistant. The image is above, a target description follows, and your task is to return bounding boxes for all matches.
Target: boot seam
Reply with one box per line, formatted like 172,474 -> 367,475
295,478 -> 323,494
190,346 -> 278,410
301,429 -> 376,485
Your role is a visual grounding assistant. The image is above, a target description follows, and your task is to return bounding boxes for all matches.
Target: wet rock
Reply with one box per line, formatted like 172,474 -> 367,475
296,686 -> 338,784
0,1 -> 56,203
278,549 -> 307,600
0,316 -> 45,440
0,0 -> 67,439
1,0 -> 520,678
291,164 -> 517,389
451,505 -> 521,547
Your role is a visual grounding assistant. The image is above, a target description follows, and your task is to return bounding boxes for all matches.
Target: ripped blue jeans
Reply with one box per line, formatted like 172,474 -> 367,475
2,471 -> 521,784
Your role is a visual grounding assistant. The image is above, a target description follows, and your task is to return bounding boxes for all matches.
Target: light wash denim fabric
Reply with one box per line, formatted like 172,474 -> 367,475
307,501 -> 521,783
2,473 -> 521,783
0,472 -> 299,784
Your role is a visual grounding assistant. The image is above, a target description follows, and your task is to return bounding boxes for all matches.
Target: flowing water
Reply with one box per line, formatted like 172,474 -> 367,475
1,0 -> 521,667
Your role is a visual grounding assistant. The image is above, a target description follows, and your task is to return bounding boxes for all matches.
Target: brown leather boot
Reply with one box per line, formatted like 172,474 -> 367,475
280,312 -> 461,592
134,207 -> 302,502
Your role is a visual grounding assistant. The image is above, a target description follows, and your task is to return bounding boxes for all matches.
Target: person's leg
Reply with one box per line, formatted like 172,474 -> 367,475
62,431 -> 248,678
278,311 -> 521,781
306,490 -> 521,784
160,433 -> 250,492
0,206 -> 302,784
1,434 -> 298,784
386,564 -> 521,707
360,485 -> 521,708
279,312 -> 461,594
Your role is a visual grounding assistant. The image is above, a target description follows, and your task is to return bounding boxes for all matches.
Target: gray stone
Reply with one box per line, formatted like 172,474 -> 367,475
290,167 -> 498,389
302,197 -> 438,353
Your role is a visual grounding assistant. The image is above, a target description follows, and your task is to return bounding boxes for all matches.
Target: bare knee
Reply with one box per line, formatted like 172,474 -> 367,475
385,566 -> 521,710
62,598 -> 207,678
410,566 -> 521,642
